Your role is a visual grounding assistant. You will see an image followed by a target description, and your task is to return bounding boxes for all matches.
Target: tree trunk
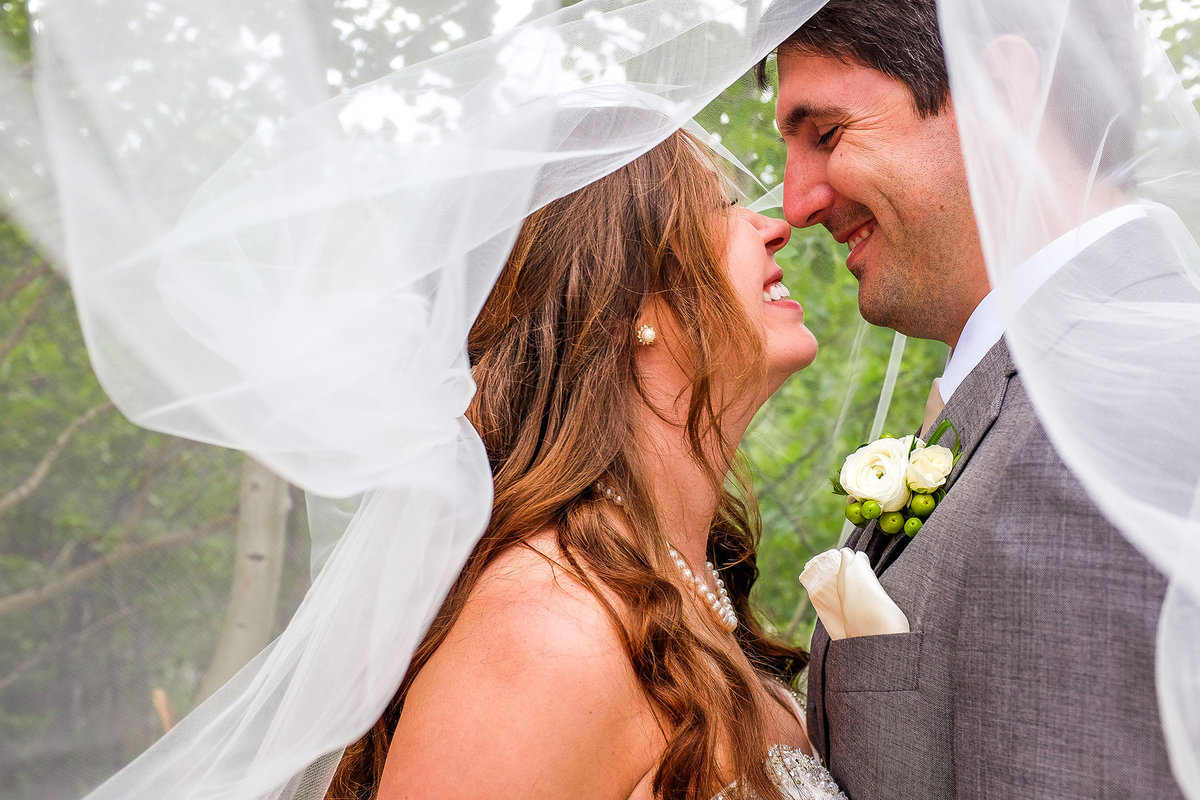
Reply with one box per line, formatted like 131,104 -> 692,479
195,456 -> 291,704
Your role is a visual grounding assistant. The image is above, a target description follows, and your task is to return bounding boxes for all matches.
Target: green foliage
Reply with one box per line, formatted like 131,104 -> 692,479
0,0 -> 30,61
0,222 -> 257,795
1143,0 -> 1200,107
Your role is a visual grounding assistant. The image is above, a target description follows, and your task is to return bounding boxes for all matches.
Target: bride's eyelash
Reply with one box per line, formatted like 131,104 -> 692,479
726,197 -> 739,208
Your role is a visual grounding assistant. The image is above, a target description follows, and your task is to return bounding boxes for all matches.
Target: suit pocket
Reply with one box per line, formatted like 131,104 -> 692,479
825,631 -> 922,693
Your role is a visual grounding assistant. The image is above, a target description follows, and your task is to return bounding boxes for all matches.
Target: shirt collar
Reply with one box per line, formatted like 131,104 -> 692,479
938,293 -> 1003,403
938,203 -> 1148,403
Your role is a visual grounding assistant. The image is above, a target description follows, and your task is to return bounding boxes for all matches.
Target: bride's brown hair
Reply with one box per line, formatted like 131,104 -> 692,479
327,130 -> 807,799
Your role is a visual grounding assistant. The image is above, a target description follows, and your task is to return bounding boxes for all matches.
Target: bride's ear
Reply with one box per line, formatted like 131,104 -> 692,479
631,297 -> 689,404
981,34 -> 1042,126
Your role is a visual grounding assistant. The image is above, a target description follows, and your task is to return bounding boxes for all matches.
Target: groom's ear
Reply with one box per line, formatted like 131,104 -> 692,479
981,35 -> 1042,125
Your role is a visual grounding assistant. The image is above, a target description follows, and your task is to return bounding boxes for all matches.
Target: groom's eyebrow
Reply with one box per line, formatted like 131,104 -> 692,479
777,102 -> 845,138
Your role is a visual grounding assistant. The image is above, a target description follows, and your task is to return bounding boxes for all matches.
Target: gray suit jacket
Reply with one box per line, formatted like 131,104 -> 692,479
806,218 -> 1189,799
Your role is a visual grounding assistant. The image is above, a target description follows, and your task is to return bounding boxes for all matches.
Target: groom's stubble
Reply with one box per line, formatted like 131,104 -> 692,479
827,151 -> 986,348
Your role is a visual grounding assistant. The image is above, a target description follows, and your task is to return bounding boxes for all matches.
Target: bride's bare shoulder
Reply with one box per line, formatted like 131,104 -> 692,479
468,531 -> 621,639
380,530 -> 660,798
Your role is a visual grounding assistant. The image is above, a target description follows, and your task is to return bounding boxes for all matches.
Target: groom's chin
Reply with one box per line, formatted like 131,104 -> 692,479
855,289 -> 895,331
855,276 -> 924,337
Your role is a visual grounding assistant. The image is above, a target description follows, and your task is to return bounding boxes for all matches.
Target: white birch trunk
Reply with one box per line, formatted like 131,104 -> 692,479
195,455 -> 291,703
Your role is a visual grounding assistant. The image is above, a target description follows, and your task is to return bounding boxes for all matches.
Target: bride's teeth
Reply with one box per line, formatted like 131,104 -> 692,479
763,281 -> 791,302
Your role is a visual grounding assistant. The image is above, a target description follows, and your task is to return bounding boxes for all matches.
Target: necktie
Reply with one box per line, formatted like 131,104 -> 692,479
921,377 -> 945,439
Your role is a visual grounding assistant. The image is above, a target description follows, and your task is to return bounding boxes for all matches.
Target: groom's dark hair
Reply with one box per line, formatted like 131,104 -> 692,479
758,0 -> 949,117
762,0 -> 1140,187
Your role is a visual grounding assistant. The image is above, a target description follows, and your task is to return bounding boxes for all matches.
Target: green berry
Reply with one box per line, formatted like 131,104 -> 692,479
904,517 -> 924,537
910,494 -> 936,518
845,502 -> 865,526
878,511 -> 904,534
860,500 -> 882,520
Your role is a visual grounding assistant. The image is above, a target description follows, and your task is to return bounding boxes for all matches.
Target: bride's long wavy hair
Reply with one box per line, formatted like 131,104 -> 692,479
327,130 -> 807,800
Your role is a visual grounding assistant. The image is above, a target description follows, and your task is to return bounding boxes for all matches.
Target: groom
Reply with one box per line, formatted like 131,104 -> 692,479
771,1 -> 1187,798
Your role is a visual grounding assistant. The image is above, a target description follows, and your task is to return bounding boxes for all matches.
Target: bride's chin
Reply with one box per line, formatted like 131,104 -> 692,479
767,345 -> 819,390
765,330 -> 819,378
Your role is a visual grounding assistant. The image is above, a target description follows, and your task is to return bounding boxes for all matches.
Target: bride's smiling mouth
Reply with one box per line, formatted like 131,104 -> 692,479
763,273 -> 803,312
763,278 -> 791,302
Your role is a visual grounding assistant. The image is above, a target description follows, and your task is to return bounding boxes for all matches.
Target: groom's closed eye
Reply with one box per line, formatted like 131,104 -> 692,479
816,125 -> 841,147
777,101 -> 847,141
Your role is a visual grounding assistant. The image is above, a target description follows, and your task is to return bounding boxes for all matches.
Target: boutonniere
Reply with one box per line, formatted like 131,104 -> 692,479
831,420 -> 961,537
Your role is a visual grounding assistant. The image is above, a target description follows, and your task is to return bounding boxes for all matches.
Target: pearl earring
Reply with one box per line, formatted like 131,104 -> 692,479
635,323 -> 657,346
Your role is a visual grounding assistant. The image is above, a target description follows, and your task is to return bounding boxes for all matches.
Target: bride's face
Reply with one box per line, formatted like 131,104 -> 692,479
720,206 -> 818,393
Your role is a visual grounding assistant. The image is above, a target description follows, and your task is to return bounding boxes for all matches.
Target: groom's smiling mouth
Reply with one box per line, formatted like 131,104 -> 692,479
847,224 -> 874,251
839,219 -> 878,275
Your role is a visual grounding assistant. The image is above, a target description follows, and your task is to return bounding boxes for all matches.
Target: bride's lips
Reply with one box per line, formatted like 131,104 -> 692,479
763,270 -> 803,313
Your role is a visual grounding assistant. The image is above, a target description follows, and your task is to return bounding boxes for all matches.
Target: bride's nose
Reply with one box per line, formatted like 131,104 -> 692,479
755,213 -> 792,254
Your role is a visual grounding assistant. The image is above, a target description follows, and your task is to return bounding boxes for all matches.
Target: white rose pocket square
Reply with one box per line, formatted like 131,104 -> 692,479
799,548 -> 910,640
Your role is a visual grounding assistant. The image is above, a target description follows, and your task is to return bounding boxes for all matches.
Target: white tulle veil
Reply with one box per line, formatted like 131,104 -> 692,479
0,0 -> 1196,798
940,0 -> 1200,791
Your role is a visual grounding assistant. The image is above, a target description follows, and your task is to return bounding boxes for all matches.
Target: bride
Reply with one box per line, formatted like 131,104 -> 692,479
325,130 -> 840,800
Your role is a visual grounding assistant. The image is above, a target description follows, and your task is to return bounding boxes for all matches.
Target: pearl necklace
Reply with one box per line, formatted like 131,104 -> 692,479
667,547 -> 738,632
595,482 -> 738,632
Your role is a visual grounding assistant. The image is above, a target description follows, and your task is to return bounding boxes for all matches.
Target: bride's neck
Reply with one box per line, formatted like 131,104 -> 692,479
633,401 -> 750,569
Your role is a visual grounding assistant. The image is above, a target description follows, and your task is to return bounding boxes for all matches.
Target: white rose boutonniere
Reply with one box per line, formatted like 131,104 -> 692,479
838,435 -> 913,513
833,420 -> 961,537
906,442 -> 954,492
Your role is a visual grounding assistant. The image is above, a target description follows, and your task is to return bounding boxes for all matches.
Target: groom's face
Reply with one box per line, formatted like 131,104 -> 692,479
775,51 -> 988,346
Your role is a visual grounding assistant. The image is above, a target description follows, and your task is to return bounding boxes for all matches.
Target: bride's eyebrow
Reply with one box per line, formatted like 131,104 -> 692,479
777,102 -> 846,138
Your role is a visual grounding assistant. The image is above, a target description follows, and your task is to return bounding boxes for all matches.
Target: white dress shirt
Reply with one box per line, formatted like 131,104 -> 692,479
937,204 -> 1148,403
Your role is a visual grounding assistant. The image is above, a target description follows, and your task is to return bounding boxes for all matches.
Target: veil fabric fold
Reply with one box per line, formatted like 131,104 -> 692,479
0,0 -> 1197,797
940,2 -> 1200,787
2,2 -> 828,797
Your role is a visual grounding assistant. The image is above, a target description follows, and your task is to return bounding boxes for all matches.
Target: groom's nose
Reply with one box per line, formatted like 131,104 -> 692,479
783,151 -> 837,230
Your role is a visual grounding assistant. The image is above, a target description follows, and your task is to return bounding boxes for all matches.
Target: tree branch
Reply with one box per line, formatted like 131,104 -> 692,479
0,275 -> 53,366
0,402 -> 109,521
0,515 -> 232,621
0,262 -> 51,307
784,590 -> 813,642
0,605 -> 133,693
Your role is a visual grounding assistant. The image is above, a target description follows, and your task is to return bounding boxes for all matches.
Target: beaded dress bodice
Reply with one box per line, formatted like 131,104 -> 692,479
712,745 -> 847,800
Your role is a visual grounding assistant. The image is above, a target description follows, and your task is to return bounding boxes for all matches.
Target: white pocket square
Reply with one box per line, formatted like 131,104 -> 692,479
799,548 -> 910,640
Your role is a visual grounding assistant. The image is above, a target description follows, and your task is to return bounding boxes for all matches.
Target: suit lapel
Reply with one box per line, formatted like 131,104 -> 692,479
809,340 -> 1017,766
807,621 -> 831,764
923,337 -> 1015,492
860,339 -> 1017,576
